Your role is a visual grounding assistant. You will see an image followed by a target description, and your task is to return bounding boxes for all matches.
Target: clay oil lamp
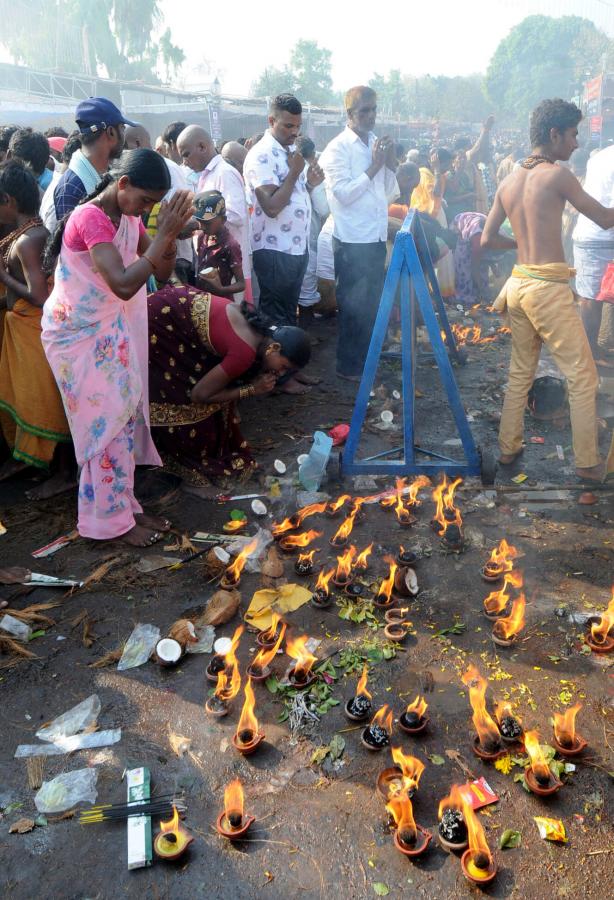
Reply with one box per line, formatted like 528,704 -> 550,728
206,627 -> 242,715
332,545 -> 356,589
353,543 -> 373,574
460,798 -> 497,885
330,507 -> 357,548
153,804 -> 194,861
481,538 -> 519,582
349,495 -> 368,523
461,664 -> 505,760
495,701 -> 523,745
377,746 -> 425,800
437,784 -> 468,852
206,624 -> 243,682
393,565 -> 419,599
206,652 -> 227,684
374,557 -> 397,608
586,589 -> 614,653
361,704 -> 393,750
295,549 -> 316,577
406,475 -> 431,510
344,581 -> 365,599
310,567 -> 335,609
272,513 -> 301,540
397,545 -> 418,568
285,633 -> 318,688
399,695 -> 429,735
483,569 -> 523,621
325,493 -> 351,518
222,516 -> 247,535
492,592 -> 526,647
386,792 -> 432,858
278,529 -> 322,554
553,702 -> 587,757
384,606 -> 409,625
523,729 -> 562,795
431,475 -> 464,551
383,619 -> 411,643
232,678 -> 265,755
430,474 -> 459,534
216,778 -> 255,840
393,477 -> 416,527
220,536 -> 259,589
247,622 -> 286,681
256,613 -> 283,649
345,663 -> 372,722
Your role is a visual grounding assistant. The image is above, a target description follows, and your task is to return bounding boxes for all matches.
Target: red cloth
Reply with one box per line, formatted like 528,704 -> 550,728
64,204 -> 146,252
208,295 -> 257,378
597,261 -> 614,303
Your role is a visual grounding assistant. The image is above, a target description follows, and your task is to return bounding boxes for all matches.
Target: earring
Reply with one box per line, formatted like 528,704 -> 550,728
265,342 -> 281,356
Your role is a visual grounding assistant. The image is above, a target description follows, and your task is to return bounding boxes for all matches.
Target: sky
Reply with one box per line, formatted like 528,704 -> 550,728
162,0 -> 614,95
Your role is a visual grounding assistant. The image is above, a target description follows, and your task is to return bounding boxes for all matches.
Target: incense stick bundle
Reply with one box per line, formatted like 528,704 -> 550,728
79,795 -> 186,824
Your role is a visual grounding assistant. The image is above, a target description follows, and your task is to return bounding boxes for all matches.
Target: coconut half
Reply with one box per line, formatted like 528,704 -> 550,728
381,410 -> 394,424
251,499 -> 267,516
273,459 -> 287,474
155,638 -> 183,666
214,636 -> 233,655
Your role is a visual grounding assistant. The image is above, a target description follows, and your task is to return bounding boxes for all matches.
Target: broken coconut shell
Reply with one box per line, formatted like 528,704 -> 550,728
203,546 -> 231,577
155,638 -> 183,667
393,566 -> 419,598
260,546 -> 286,589
198,588 -> 241,626
168,618 -> 198,649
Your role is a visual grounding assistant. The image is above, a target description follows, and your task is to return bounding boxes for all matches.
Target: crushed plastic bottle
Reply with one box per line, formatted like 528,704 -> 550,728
298,431 -> 333,492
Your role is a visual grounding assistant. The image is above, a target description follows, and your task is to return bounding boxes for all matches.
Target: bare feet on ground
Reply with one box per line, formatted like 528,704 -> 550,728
134,512 -> 172,532
294,371 -> 321,386
25,472 -> 76,501
119,524 -> 162,547
279,376 -> 311,394
0,459 -> 27,482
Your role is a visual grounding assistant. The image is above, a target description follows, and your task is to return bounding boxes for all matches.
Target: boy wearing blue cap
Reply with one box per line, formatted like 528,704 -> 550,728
194,190 -> 245,299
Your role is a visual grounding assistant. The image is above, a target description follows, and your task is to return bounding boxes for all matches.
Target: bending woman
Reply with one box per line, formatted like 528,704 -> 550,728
42,149 -> 193,546
148,288 -> 311,497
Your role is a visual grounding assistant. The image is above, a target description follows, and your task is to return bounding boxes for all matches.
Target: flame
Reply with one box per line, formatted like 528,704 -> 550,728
432,475 -> 463,533
591,588 -> 614,644
405,695 -> 428,719
486,538 -> 519,574
251,621 -> 286,671
391,746 -> 425,794
356,663 -> 371,699
438,783 -> 465,819
224,778 -> 244,824
297,549 -> 316,565
223,518 -> 247,533
214,624 -> 243,702
461,665 -> 501,750
497,325 -> 512,335
553,702 -> 581,746
406,475 -> 432,506
371,704 -> 393,735
460,797 -> 493,877
225,536 -> 259,582
296,501 -> 328,523
376,556 -> 397,603
314,567 -> 335,594
236,677 -> 259,742
386,792 -> 417,844
335,545 -> 357,581
523,729 -> 551,782
272,515 -> 299,537
353,543 -> 373,570
495,700 -> 518,726
260,612 -> 281,644
329,494 -> 351,513
286,634 -> 317,680
493,593 -> 526,640
160,804 -> 180,835
451,323 -> 497,347
280,529 -> 322,549
483,569 -> 523,615
331,508 -> 357,544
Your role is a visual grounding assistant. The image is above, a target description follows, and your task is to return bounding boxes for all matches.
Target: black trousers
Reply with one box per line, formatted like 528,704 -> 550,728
333,238 -> 387,376
253,249 -> 308,326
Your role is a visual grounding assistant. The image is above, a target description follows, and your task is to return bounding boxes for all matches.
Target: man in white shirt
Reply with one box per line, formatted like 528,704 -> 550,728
296,136 -> 330,315
320,86 -> 399,380
573,143 -> 614,366
244,94 -> 317,327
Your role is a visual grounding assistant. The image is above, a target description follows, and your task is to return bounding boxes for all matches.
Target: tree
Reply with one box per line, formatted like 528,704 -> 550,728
485,15 -> 614,125
251,40 -> 336,106
0,0 -> 184,83
368,71 -> 490,123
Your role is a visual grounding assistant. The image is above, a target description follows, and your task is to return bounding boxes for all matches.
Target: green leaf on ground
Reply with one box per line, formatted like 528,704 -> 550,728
372,884 -> 389,896
265,675 -> 279,694
499,828 -> 521,849
428,754 -> 446,766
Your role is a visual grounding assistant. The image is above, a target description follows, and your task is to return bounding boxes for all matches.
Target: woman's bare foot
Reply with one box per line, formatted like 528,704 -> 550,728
279,377 -> 311,395
25,472 -> 76,501
181,481 -> 220,499
576,461 -> 606,482
120,524 -> 163,547
135,512 -> 172,532
294,371 -> 321,386
0,459 -> 27,482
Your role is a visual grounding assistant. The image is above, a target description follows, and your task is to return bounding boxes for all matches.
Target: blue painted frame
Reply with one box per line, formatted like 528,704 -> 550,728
341,209 -> 482,477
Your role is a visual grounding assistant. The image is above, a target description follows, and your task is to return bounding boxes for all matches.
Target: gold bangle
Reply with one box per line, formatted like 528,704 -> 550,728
239,385 -> 249,400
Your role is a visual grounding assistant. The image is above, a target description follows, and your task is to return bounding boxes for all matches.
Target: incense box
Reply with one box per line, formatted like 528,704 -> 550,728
126,767 -> 152,870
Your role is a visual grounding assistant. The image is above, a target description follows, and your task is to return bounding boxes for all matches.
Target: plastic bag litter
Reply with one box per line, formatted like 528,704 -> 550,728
186,625 -> 215,654
296,491 -> 329,507
299,431 -> 332,492
15,729 -> 121,758
0,614 -> 32,641
117,624 -> 160,671
227,527 -> 273,573
34,767 -> 98,813
36,694 -> 101,742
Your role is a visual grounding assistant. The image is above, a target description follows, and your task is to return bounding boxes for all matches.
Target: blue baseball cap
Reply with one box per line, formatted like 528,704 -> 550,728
75,97 -> 137,134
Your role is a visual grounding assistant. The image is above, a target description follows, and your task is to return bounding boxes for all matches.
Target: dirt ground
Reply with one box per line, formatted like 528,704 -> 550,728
0,311 -> 612,900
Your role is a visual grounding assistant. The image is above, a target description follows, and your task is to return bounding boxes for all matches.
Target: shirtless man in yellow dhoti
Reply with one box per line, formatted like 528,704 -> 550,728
482,98 -> 614,482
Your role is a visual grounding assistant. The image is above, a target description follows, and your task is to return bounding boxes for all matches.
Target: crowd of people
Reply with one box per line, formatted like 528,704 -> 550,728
0,89 -> 612,547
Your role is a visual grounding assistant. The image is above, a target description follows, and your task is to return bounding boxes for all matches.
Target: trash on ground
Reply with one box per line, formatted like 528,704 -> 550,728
9,817 -> 35,834
136,555 -> 182,573
126,767 -> 152,870
0,614 -> 32,641
34,767 -> 98,813
298,430 -> 333,491
37,694 -> 101,742
534,816 -> 567,842
31,530 -> 79,559
245,583 -> 313,630
15,729 -> 121,757
117,624 -> 160,671
329,423 -> 350,445
459,776 -> 499,809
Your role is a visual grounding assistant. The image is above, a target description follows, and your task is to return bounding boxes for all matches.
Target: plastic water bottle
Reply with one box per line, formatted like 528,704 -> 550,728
299,431 -> 333,492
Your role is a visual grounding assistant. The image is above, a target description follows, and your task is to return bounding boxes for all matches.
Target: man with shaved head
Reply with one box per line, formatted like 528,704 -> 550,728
221,140 -> 247,175
178,125 -> 250,298
124,124 -> 152,150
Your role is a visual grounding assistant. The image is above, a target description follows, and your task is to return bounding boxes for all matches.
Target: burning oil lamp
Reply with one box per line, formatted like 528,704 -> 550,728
586,589 -> 614,652
460,798 -> 497,884
216,778 -> 255,840
206,624 -> 244,682
481,538 -> 519,582
278,529 -> 322,553
256,613 -> 283,649
333,545 -> 356,588
438,784 -> 468,852
399,695 -> 429,734
483,569 -> 523,620
492,593 -> 526,647
311,567 -> 335,608
272,513 -> 301,539
386,792 -> 432,858
495,701 -> 523,744
384,607 -> 409,625
393,477 -> 416,527
361,704 -> 393,750
286,634 -> 317,687
377,746 -> 425,800
153,805 -> 194,861
206,626 -> 242,715
523,729 -> 562,795
397,546 -> 418,568
232,678 -> 265,755
325,494 -> 351,517
223,516 -> 247,534
330,508 -> 357,548
295,549 -> 316,576
553,702 -> 587,757
432,476 -> 464,550
374,557 -> 397,607
345,663 -> 372,722
220,536 -> 259,588
205,652 -> 227,683
461,665 -> 504,760
247,623 -> 286,681
350,495 -> 368,523
344,582 -> 365,600
353,543 -> 373,573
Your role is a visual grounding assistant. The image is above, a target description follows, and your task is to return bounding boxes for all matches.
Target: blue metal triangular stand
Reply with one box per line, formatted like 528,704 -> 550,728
341,209 -> 483,478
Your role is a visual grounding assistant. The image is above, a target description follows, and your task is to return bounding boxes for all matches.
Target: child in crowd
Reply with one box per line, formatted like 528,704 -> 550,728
194,190 -> 245,299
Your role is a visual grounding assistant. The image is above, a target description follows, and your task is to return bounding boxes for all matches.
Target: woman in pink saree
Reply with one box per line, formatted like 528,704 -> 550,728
42,149 -> 193,546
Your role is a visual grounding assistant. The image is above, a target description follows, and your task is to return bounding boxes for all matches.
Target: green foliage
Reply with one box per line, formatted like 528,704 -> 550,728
369,71 -> 491,123
499,829 -> 521,849
337,597 -> 380,629
251,40 -> 336,106
485,14 -> 614,125
310,734 -> 345,765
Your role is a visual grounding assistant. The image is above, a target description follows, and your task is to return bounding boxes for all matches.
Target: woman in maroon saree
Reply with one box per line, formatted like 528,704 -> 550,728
147,286 -> 310,496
